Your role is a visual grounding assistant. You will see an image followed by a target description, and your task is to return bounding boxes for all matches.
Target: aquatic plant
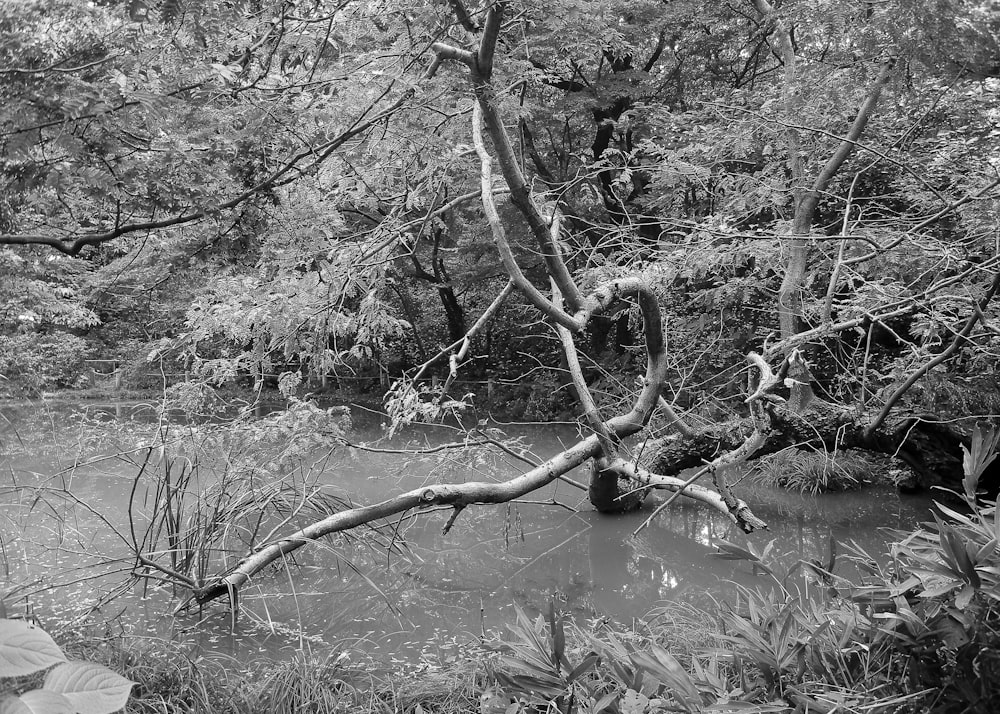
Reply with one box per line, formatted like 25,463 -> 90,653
749,447 -> 873,493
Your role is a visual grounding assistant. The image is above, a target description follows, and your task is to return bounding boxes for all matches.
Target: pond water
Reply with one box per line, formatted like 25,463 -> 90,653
0,399 -> 936,664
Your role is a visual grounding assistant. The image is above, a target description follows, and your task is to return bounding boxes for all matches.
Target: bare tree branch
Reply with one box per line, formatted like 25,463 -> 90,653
866,268 -> 1000,436
434,5 -> 584,312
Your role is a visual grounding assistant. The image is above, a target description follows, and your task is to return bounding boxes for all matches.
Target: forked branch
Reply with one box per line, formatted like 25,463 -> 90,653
174,2 -> 769,610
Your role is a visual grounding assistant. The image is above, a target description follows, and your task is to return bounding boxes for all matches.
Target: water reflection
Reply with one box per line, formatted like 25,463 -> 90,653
0,401 -> 936,661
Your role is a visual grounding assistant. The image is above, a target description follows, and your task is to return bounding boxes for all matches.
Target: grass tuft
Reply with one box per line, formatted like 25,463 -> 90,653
750,447 -> 874,493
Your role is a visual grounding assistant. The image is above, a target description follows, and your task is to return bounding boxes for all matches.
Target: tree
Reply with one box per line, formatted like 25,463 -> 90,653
1,0 -> 999,611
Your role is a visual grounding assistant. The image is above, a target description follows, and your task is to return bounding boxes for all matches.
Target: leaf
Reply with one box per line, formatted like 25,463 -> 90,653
962,423 -> 1000,498
712,540 -> 761,563
0,695 -> 32,714
630,645 -> 700,708
621,688 -> 648,714
566,654 -> 599,683
548,601 -> 565,668
44,662 -> 135,714
13,690 -> 74,714
955,584 -> 976,610
211,63 -> 237,83
941,527 -> 981,587
593,691 -> 619,713
0,620 -> 67,677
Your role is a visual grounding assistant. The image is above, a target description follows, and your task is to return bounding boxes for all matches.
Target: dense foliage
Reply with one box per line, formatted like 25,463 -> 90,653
0,0 -> 996,410
2,1 -> 1000,712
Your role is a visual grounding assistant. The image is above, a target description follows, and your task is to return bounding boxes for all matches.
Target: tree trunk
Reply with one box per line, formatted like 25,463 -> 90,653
643,396 -> 997,497
588,461 -> 646,513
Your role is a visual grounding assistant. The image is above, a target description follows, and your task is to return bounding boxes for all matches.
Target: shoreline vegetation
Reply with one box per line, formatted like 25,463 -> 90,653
3,394 -> 997,712
12,491 -> 1000,714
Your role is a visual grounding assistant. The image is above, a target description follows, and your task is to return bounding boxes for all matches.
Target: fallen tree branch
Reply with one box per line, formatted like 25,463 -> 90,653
188,427 -> 600,606
605,460 -> 766,534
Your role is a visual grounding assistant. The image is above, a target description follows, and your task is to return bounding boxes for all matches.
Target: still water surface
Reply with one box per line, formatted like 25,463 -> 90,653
0,400 -> 935,662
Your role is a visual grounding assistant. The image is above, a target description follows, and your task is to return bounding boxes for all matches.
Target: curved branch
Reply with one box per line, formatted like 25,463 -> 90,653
437,5 -> 584,313
473,104 -> 579,331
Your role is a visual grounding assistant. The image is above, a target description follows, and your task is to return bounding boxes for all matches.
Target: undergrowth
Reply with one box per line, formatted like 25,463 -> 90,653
750,447 -> 876,493
485,424 -> 1000,713
8,420 -> 999,713
47,621 -> 484,714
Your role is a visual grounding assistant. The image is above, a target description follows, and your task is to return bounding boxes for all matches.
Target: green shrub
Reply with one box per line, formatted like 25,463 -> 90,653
486,602 -> 750,713
716,424 -> 1000,713
0,332 -> 93,395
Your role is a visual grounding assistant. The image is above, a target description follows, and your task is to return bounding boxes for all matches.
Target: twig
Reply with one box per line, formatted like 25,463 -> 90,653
866,269 -> 1000,436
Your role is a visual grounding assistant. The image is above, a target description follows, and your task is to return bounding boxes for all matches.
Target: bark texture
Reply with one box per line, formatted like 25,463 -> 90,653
645,389 -> 998,497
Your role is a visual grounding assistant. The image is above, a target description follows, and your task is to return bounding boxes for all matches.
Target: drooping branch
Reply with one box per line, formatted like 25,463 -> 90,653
440,279 -> 516,396
609,460 -> 766,532
403,277 -> 515,391
0,56 -> 446,255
